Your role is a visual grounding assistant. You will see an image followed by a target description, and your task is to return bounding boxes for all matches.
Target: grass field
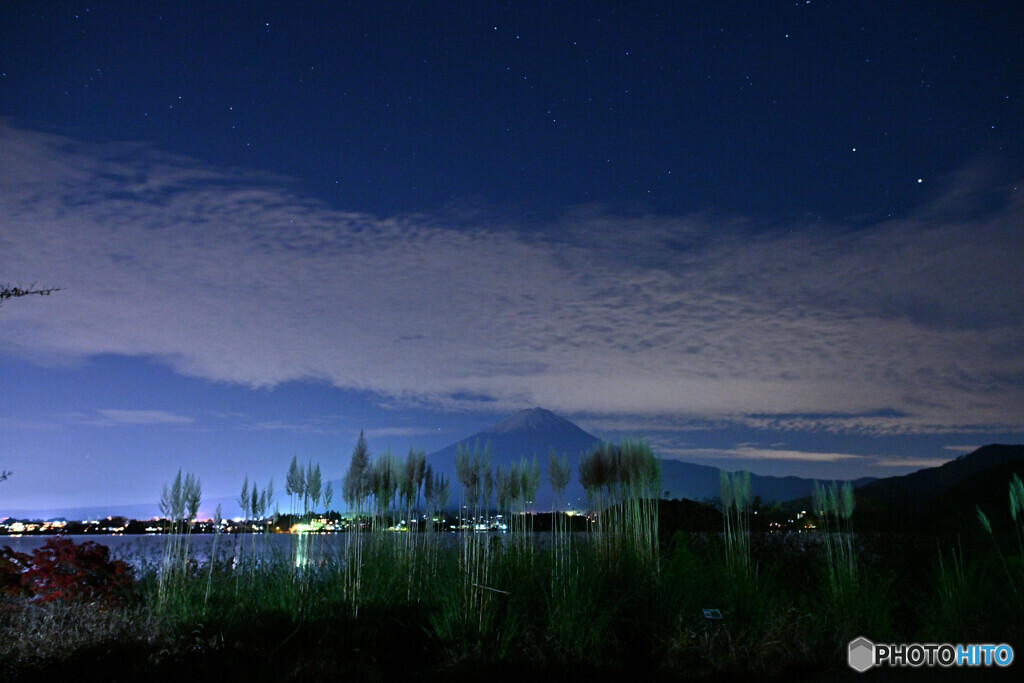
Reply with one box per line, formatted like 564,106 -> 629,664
2,511 -> 1021,681
3,458 -> 1022,681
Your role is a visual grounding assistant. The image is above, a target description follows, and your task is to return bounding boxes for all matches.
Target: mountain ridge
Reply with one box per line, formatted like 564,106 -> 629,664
850,444 -> 1024,527
425,407 -> 878,509
7,410 -> 1019,520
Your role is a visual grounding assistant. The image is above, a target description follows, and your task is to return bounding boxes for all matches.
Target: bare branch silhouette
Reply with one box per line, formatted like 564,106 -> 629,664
0,283 -> 62,305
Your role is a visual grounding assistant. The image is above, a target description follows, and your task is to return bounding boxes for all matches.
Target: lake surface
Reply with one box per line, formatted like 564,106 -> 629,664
0,531 -> 553,568
1,534 -> 347,567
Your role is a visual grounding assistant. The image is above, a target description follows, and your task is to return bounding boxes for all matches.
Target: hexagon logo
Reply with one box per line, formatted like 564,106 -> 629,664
848,637 -> 875,672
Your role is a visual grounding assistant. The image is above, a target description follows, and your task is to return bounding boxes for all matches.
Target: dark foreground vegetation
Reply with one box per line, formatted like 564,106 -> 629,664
2,444 -> 1022,681
2,517 -> 1022,680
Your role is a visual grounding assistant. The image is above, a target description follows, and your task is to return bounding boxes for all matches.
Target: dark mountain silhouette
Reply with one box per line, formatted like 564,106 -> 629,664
851,444 -> 1024,531
854,444 -> 1024,511
425,407 -> 873,510
921,457 -> 1024,533
426,408 -> 601,511
658,459 -> 876,506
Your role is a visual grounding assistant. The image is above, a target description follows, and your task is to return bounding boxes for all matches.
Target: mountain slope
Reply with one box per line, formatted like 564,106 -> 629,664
850,444 -> 1024,530
426,408 -> 602,510
920,457 -> 1024,532
425,408 -> 872,509
855,444 -> 1024,514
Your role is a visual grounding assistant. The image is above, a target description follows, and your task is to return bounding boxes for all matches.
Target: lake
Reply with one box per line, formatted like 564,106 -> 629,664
0,533 -> 349,567
0,531 -> 542,568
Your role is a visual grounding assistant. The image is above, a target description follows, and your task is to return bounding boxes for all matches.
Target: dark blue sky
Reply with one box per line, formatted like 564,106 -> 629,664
6,1 -> 1020,217
1,2 -> 1022,516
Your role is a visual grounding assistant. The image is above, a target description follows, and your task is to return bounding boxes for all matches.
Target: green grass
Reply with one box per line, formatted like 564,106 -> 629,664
3,523 -> 1023,681
4,469 -> 1024,679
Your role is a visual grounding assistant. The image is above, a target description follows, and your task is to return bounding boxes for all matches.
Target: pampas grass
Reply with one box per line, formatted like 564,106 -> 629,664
16,437 -> 1024,679
720,469 -> 752,584
811,480 -> 857,603
156,470 -> 201,611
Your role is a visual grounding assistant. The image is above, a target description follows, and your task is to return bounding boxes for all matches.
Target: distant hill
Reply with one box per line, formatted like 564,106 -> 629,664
851,444 -> 1024,531
425,407 -> 872,510
856,444 -> 1024,510
190,442 -> 1024,523
658,458 -> 876,507
1,502 -> 160,523
922,458 -> 1024,533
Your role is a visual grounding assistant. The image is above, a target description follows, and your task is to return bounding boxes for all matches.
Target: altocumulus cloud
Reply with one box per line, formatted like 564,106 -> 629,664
2,123 -> 1022,434
93,409 -> 194,426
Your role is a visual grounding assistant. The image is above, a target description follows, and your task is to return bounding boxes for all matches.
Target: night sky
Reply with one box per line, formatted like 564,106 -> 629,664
2,2 -> 1022,517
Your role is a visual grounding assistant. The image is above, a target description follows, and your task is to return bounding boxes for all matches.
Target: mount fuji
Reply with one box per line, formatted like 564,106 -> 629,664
424,407 -> 869,510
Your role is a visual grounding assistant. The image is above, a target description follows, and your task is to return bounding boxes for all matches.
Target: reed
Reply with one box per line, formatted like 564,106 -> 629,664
44,432 -> 1015,678
13,469 -> 1015,680
808,478 -> 886,647
1010,473 -> 1024,558
578,439 -> 660,569
811,480 -> 857,601
977,498 -> 1019,596
202,503 -> 222,613
548,448 -> 572,602
928,538 -> 975,641
156,470 -> 201,611
341,431 -> 371,614
719,469 -> 752,584
453,440 -> 495,638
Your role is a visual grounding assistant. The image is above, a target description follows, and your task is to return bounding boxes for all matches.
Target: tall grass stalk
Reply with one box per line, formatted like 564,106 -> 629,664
75,431 -> 972,678
932,538 -> 971,639
342,431 -> 371,615
454,440 -> 494,636
203,503 -> 222,614
720,469 -> 752,583
156,470 -> 201,614
812,481 -> 857,605
1009,473 -> 1024,558
422,463 -> 450,582
579,442 -> 612,547
400,447 -> 426,600
548,448 -> 572,601
579,440 -> 661,570
977,505 -> 1018,595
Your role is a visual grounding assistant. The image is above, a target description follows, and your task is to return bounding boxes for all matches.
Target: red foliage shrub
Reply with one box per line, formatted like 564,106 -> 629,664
0,545 -> 32,598
15,537 -> 134,603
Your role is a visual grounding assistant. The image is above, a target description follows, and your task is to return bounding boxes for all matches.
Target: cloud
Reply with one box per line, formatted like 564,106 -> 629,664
576,410 -> 1002,438
662,445 -> 865,464
362,426 -> 441,439
873,457 -> 954,468
2,122 -> 1023,434
247,420 -> 327,434
657,444 -> 953,472
942,444 -> 982,453
729,414 -> 1001,437
0,416 -> 62,431
94,409 -> 194,426
2,409 -> 192,430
